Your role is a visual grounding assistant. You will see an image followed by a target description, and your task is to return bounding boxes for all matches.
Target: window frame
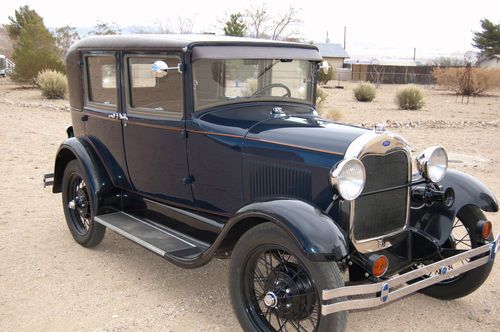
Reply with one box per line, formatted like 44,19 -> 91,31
124,53 -> 184,121
83,52 -> 119,112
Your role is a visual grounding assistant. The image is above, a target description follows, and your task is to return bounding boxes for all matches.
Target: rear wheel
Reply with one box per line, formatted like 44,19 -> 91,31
420,206 -> 493,300
62,160 -> 105,247
229,223 -> 346,332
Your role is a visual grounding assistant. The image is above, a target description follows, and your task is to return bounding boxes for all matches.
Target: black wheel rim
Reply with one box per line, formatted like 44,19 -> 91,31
436,217 -> 473,284
241,245 -> 320,332
67,173 -> 91,236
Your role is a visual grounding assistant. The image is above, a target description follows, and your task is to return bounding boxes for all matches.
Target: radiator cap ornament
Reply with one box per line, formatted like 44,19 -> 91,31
374,123 -> 387,134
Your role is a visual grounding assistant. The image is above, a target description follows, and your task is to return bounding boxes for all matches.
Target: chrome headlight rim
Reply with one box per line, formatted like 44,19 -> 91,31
330,158 -> 366,201
416,146 -> 448,183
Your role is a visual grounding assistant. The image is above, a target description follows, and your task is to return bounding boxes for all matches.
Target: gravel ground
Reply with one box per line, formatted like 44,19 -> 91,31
0,78 -> 498,331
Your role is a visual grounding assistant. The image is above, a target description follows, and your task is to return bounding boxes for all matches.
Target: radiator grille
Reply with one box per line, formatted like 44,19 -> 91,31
352,151 -> 409,240
247,160 -> 312,201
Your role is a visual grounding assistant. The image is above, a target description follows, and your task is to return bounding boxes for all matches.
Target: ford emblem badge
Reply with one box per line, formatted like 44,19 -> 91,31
382,140 -> 391,147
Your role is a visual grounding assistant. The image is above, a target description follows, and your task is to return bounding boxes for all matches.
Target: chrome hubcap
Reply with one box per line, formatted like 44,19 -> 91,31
263,291 -> 278,308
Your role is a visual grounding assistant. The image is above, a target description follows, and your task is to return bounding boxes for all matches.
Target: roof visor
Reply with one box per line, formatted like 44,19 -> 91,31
191,45 -> 323,61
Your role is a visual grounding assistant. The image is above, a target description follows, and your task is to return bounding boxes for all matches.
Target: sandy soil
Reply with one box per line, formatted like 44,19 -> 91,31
0,78 -> 498,331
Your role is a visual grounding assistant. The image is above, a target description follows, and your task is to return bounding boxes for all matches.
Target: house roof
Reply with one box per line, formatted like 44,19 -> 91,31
315,43 -> 349,59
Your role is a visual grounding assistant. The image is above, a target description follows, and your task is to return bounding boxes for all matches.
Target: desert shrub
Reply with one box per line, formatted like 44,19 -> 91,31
395,85 -> 424,110
318,66 -> 333,86
353,82 -> 376,102
36,69 -> 68,99
242,78 -> 258,96
433,67 -> 500,96
319,108 -> 342,121
316,86 -> 327,108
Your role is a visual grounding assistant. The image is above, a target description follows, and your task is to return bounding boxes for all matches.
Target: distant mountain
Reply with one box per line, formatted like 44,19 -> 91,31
48,26 -> 163,38
0,26 -> 13,58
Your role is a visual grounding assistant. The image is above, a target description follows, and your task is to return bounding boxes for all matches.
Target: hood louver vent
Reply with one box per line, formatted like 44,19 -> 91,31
247,160 -> 312,201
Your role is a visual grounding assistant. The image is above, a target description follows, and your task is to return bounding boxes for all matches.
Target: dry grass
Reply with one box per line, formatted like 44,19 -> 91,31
433,67 -> 500,96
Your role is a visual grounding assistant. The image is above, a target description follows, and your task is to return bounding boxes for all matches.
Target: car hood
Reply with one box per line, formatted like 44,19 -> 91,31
245,115 -> 369,156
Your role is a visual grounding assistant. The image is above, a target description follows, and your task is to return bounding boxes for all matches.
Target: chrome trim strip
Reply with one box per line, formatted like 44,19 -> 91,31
94,214 -> 166,256
321,234 -> 499,315
343,130 -> 413,253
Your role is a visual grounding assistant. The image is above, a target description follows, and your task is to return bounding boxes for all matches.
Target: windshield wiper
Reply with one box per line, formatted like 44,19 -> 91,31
258,60 -> 280,79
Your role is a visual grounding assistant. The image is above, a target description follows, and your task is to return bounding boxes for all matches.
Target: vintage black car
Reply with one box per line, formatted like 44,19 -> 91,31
43,35 -> 499,331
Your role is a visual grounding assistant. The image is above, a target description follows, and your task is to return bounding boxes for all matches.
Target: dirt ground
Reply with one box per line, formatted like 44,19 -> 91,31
0,78 -> 498,331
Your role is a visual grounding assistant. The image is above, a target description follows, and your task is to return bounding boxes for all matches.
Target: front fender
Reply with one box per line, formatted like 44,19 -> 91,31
410,169 -> 498,244
53,137 -> 119,215
229,199 -> 349,261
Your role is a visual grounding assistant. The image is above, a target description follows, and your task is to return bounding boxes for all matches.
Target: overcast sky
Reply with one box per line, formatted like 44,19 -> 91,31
2,0 -> 499,59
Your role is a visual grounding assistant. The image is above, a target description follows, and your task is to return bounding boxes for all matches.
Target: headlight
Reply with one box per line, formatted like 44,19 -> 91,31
416,146 -> 448,182
330,158 -> 366,201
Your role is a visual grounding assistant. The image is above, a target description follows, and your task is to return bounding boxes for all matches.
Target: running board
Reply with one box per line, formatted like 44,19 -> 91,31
94,212 -> 209,259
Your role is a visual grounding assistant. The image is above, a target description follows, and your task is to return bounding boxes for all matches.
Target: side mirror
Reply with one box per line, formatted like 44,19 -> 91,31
151,60 -> 183,78
319,60 -> 330,74
152,61 -> 169,78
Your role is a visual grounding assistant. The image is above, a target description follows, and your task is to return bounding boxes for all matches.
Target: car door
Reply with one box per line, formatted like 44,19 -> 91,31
82,53 -> 129,189
121,53 -> 193,205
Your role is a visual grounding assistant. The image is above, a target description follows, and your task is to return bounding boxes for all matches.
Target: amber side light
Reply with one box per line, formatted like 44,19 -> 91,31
370,255 -> 389,277
480,221 -> 492,240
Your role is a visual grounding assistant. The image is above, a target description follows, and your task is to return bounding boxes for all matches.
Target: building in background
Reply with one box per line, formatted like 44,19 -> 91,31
315,43 -> 349,69
477,54 -> 500,69
315,43 -> 350,81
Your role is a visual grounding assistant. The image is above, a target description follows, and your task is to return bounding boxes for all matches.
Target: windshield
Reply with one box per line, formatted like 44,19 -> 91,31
192,59 -> 315,112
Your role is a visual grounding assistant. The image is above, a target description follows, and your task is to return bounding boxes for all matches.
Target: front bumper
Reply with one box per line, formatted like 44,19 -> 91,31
322,234 -> 499,315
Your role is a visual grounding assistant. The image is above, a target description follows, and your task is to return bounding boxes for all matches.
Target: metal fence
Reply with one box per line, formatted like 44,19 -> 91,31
350,64 -> 437,85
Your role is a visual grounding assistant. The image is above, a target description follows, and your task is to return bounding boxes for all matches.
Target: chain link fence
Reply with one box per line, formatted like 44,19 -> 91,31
348,64 -> 438,85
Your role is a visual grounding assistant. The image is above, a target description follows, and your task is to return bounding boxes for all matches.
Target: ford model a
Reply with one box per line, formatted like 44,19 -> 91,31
43,35 -> 499,331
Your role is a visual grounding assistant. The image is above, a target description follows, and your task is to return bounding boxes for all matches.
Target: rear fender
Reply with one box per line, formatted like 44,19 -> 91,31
53,137 -> 119,215
221,199 -> 349,261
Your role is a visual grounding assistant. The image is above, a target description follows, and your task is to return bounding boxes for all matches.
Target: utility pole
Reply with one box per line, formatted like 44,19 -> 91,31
326,31 -> 330,43
343,26 -> 347,50
413,47 -> 416,61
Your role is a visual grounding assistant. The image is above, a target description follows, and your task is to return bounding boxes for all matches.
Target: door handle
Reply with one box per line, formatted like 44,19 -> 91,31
108,113 -> 118,119
118,113 -> 128,121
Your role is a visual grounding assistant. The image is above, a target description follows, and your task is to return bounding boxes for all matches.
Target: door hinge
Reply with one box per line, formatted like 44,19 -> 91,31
182,175 -> 194,185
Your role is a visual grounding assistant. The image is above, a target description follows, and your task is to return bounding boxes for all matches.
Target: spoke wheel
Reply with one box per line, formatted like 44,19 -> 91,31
419,206 -> 494,300
434,217 -> 472,284
230,222 -> 346,332
62,160 -> 105,247
243,247 -> 320,331
67,174 -> 91,236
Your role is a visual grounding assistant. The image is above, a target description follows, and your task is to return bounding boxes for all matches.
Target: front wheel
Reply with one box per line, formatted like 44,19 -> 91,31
420,206 -> 493,300
229,223 -> 346,332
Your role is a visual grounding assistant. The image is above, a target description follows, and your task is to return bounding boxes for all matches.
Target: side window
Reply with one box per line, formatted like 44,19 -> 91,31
127,56 -> 183,120
86,56 -> 117,106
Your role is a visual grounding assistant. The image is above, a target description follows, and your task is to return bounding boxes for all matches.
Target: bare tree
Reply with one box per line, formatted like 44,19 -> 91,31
245,4 -> 271,38
177,16 -> 195,34
270,6 -> 302,40
88,21 -> 121,35
245,3 -> 302,40
153,19 -> 172,34
53,25 -> 80,59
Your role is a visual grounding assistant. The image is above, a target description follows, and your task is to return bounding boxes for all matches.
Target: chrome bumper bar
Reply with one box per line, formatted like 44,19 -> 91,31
322,233 -> 500,315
